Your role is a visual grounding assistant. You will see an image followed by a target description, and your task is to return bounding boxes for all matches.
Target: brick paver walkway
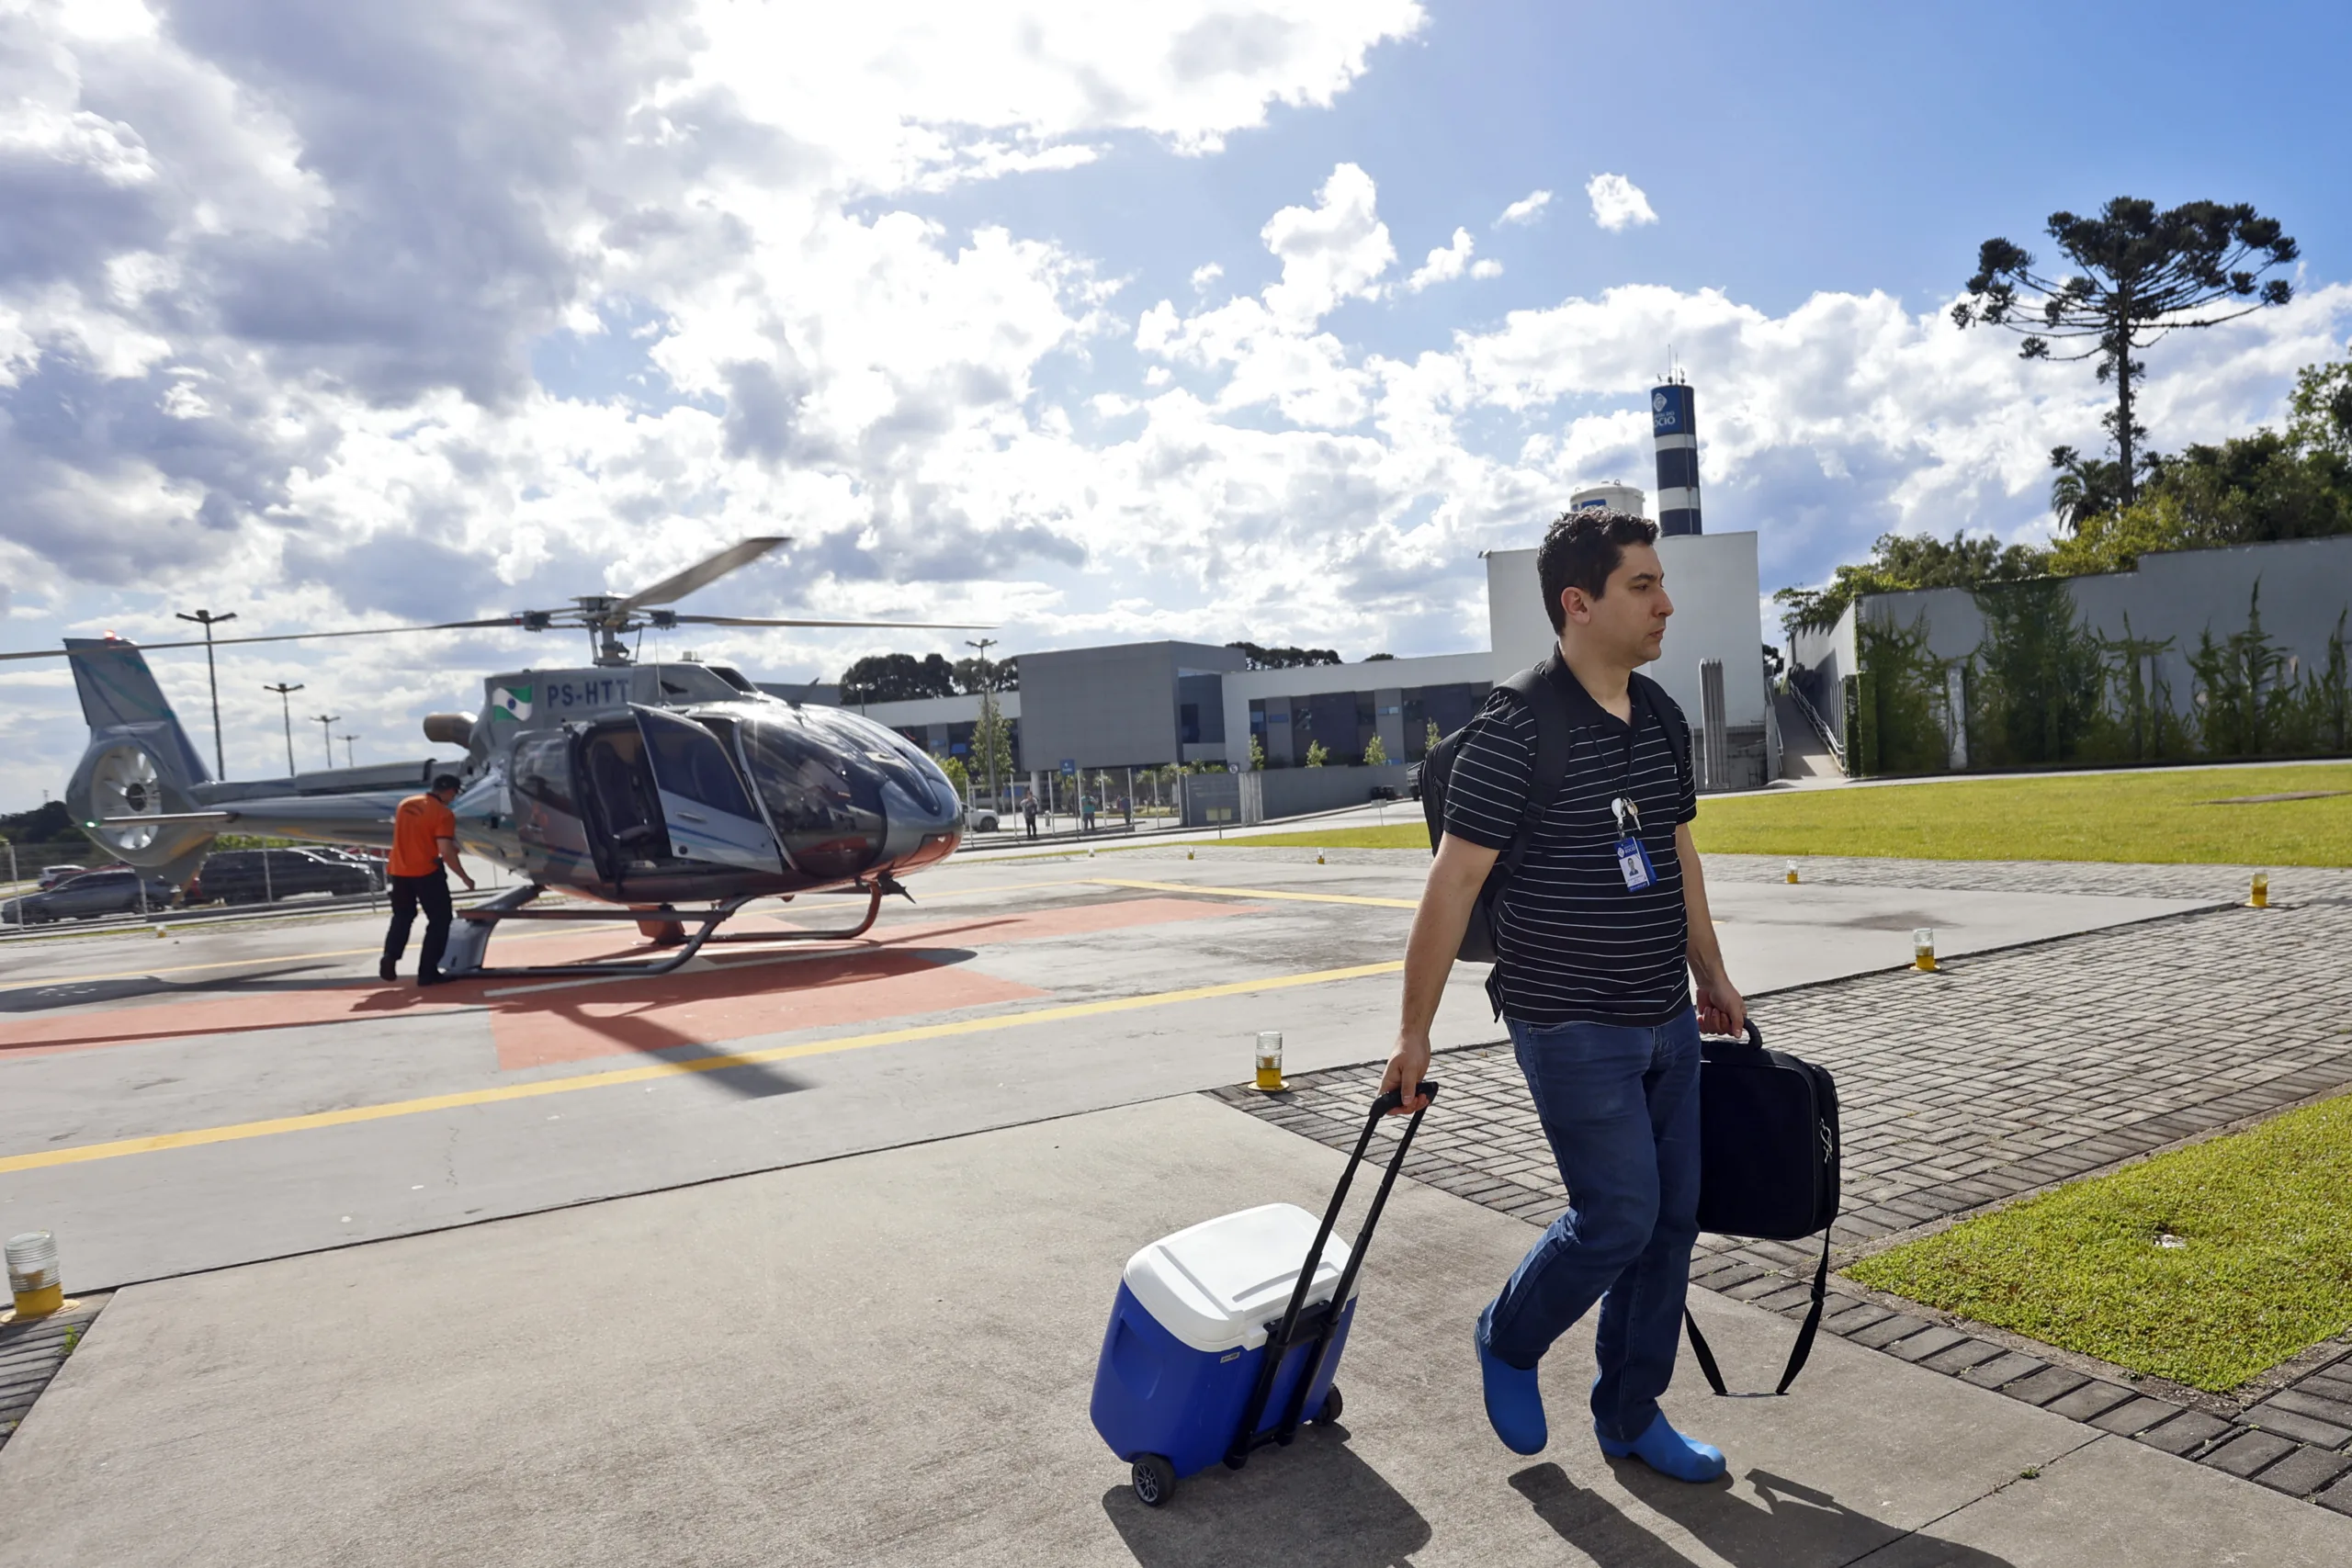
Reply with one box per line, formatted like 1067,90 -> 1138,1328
1212,858 -> 2352,1514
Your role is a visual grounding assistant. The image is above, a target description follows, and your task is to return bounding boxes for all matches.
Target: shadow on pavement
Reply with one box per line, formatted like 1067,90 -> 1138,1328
1100,1425 -> 1431,1567
1512,1461 -> 2018,1568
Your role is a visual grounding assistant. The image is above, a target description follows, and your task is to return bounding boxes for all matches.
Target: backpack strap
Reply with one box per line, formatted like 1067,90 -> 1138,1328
1480,653 -> 1577,1017
1495,650 -> 1577,878
1629,670 -> 1692,790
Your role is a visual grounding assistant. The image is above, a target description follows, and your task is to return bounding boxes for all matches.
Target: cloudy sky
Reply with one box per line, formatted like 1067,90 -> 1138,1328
4,0 -> 2349,800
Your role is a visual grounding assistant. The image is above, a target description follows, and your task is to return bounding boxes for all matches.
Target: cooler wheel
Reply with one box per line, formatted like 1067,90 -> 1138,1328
1317,1385 -> 1344,1424
1131,1453 -> 1177,1508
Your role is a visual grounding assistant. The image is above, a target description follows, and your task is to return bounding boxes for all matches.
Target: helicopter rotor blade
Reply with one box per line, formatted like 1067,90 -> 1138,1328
667,615 -> 995,630
0,618 -> 526,661
616,536 -> 791,612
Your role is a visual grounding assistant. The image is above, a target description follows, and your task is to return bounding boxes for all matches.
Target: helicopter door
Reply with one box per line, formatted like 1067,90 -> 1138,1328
630,705 -> 783,874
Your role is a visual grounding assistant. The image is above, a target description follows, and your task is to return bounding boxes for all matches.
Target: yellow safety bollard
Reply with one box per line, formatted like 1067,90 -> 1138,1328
1913,927 -> 1938,973
6,1230 -> 62,1320
1785,861 -> 1800,885
1251,1031 -> 1287,1093
1185,848 -> 1195,860
2251,871 -> 2269,908
1316,851 -> 1327,865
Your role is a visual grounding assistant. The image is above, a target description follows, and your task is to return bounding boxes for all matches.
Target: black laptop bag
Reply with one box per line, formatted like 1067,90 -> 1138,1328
1683,1021 -> 1842,1395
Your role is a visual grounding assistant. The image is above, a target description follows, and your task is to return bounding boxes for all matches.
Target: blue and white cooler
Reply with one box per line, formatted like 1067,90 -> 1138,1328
1089,1080 -> 1439,1508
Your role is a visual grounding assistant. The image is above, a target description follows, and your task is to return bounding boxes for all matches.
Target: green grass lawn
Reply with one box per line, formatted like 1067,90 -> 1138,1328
1844,1092 -> 2352,1392
1223,762 -> 2352,864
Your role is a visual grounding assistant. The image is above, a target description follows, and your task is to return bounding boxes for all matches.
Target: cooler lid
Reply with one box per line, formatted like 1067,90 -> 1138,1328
1122,1202 -> 1356,1354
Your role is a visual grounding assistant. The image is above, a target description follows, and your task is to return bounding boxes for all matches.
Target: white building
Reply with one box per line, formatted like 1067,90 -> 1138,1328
782,519 -> 1775,795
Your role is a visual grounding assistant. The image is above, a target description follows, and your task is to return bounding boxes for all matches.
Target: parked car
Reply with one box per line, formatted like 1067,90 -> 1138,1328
1405,762 -> 1424,800
3,868 -> 178,924
187,848 -> 377,907
967,807 -> 1001,832
35,863 -> 87,891
1367,784 -> 1399,801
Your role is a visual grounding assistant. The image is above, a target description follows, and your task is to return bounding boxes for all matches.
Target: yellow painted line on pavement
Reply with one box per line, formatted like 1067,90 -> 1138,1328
1087,876 -> 1419,910
0,958 -> 1404,1174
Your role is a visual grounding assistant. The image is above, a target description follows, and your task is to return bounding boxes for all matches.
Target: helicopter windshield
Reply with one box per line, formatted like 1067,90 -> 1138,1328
735,711 -> 899,879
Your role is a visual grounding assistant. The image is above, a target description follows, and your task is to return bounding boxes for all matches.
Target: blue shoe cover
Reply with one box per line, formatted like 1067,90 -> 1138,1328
1475,1303 -> 1547,1455
1596,1411 -> 1726,1482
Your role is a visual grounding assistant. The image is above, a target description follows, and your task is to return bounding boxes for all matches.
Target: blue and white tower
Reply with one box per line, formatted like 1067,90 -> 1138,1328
1651,380 -> 1702,536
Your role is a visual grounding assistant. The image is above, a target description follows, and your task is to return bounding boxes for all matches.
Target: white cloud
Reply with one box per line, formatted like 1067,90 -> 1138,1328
0,1 -> 2345,803
1259,163 -> 1394,325
1497,189 -> 1551,227
1407,228 -> 1475,292
1585,173 -> 1657,231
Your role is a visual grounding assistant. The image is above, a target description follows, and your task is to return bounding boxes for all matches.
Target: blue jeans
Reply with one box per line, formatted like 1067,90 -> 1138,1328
1485,1008 -> 1702,1443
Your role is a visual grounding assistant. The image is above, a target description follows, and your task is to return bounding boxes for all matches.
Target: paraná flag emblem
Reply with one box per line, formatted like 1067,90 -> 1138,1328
491,684 -> 533,722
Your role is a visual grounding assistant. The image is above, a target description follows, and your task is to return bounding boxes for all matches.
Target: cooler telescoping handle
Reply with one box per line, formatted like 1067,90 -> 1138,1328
1226,1081 -> 1439,1468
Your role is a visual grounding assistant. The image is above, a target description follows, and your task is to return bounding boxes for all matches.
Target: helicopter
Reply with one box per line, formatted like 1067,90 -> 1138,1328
13,537 -> 986,977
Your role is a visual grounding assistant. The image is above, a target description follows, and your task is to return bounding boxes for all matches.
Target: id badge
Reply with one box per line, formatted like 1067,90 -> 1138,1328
1615,834 -> 1657,891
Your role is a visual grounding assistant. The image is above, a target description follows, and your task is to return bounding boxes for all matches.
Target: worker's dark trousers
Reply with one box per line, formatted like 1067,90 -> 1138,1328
384,869 -> 454,977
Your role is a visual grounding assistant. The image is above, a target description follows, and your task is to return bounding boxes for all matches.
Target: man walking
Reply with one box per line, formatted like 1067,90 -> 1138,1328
1381,509 -> 1744,1482
380,773 -> 476,986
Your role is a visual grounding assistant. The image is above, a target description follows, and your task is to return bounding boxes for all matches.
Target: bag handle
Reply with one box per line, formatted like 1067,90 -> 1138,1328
1227,1082 -> 1439,1466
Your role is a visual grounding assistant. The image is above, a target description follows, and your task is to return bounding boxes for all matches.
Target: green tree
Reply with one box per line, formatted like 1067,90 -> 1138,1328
2187,583 -> 2297,758
2047,446 -> 2132,533
930,751 -> 970,801
1954,197 -> 2297,508
842,652 -> 957,703
1424,719 -> 1441,757
1776,530 -> 2048,636
1304,740 -> 1329,768
1248,733 -> 1266,771
2289,352 -> 2352,460
1363,733 -> 1387,766
0,800 -> 73,842
1226,641 -> 1340,670
1971,579 -> 2108,766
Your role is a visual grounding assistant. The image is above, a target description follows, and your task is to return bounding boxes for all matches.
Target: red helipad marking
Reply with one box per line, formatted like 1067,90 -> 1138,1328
0,987 -> 476,1057
0,894 -> 1260,1066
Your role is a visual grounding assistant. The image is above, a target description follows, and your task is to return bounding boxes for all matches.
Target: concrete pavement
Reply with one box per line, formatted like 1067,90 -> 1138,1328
0,852 -> 2209,1290
4,1094 -> 2346,1566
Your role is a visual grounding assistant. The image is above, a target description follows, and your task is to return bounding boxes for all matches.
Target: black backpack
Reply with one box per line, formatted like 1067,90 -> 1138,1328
1419,650 -> 1690,964
1682,1021 -> 1843,1396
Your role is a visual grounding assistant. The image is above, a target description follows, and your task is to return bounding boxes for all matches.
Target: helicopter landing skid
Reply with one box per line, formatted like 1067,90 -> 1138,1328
442,883 -> 888,980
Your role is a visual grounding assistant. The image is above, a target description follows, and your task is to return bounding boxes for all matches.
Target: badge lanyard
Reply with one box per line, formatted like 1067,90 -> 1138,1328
1603,690 -> 1657,893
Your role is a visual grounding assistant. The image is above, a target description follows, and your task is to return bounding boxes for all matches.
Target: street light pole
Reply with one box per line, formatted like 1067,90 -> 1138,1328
338,734 -> 358,767
263,682 -> 304,776
175,608 -> 238,780
311,714 -> 341,768
966,637 -> 1000,814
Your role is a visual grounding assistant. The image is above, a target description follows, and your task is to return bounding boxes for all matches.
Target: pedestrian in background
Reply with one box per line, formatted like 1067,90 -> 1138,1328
1023,794 -> 1039,840
380,773 -> 476,986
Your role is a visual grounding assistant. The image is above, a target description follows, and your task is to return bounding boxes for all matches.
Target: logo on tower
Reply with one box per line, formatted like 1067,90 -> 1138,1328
1652,391 -> 1668,413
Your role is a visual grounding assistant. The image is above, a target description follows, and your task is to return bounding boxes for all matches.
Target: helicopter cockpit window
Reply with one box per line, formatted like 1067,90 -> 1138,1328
639,708 -> 758,819
737,712 -> 890,879
706,664 -> 756,694
511,734 -> 576,815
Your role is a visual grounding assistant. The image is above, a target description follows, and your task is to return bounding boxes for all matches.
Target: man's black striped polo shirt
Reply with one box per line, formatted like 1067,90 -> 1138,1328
1442,659 -> 1698,1028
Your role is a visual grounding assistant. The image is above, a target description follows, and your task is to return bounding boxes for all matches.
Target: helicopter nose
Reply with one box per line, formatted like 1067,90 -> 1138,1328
876,778 -> 963,867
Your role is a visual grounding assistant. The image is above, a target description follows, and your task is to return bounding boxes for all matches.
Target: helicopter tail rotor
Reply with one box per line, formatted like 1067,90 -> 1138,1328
61,638 -> 220,883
